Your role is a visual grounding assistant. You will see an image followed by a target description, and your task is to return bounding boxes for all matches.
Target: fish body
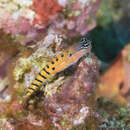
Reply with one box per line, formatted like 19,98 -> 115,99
26,37 -> 91,97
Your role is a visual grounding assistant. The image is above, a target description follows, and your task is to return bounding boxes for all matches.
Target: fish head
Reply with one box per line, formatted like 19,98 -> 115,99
72,37 -> 91,54
79,37 -> 91,49
67,37 -> 92,64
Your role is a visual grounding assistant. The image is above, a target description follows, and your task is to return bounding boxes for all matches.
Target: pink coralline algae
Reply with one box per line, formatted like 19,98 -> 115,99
0,0 -> 33,35
0,0 -> 101,43
4,17 -> 32,35
0,10 -> 32,35
43,0 -> 102,37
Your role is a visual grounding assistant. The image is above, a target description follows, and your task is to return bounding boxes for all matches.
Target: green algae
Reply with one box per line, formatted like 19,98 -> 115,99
96,0 -> 123,28
98,97 -> 130,130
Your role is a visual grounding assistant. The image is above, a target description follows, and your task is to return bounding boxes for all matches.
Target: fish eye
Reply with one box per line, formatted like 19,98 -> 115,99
69,53 -> 72,57
52,67 -> 55,70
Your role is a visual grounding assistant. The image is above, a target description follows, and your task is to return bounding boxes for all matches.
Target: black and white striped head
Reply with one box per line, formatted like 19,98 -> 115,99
79,37 -> 91,49
72,37 -> 91,54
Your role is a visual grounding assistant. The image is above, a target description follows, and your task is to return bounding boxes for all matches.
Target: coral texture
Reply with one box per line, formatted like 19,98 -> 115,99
0,0 -> 101,46
30,0 -> 63,25
0,0 -> 102,129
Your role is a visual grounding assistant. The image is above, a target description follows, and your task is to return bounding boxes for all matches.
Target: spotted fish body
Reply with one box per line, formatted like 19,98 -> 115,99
26,37 -> 91,97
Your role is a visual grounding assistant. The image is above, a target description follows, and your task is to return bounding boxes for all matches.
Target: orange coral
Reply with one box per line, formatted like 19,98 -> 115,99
121,44 -> 130,96
97,44 -> 130,104
30,0 -> 62,25
97,55 -> 125,104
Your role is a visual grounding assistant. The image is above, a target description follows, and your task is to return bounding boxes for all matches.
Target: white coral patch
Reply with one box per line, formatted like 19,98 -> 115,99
12,8 -> 35,22
73,106 -> 89,125
79,0 -> 89,4
13,0 -> 32,7
0,0 -> 34,25
12,10 -> 20,20
58,0 -> 68,7
20,8 -> 35,22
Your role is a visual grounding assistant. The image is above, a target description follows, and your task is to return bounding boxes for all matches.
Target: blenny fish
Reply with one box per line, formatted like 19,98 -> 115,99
26,37 -> 91,98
